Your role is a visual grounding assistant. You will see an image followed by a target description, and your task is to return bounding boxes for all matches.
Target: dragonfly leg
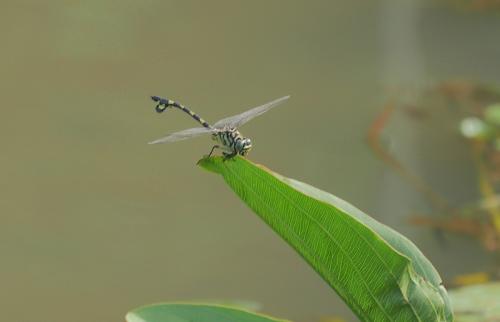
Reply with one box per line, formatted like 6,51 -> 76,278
222,151 -> 237,161
206,145 -> 220,158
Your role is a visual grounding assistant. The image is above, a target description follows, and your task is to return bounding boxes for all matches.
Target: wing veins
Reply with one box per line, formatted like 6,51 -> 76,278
148,127 -> 214,145
213,95 -> 290,129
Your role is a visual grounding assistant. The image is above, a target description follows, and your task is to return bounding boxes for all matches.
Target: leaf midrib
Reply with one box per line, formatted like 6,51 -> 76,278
245,161 -> 442,321
224,162 -> 399,322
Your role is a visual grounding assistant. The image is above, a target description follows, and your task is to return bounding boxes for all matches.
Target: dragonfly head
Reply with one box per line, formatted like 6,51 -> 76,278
237,137 -> 252,156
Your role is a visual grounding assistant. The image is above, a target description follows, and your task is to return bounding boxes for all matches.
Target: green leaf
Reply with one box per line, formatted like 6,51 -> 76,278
198,157 -> 454,322
484,103 -> 500,126
126,303 -> 290,322
449,282 -> 500,322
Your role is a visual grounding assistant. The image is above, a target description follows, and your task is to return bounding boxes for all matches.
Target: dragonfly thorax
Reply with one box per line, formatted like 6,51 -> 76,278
212,128 -> 252,156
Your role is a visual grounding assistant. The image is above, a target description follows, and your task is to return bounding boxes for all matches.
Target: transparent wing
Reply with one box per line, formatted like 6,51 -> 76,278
148,127 -> 214,145
213,95 -> 290,129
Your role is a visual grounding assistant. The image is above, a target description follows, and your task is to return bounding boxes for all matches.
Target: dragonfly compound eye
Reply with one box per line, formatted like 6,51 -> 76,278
237,138 -> 252,155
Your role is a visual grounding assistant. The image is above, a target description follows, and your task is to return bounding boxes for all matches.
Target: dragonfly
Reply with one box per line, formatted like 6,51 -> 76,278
149,95 -> 290,159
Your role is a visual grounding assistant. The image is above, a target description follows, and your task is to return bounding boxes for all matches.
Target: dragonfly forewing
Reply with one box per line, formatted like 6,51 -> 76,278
213,95 -> 290,129
148,127 -> 214,145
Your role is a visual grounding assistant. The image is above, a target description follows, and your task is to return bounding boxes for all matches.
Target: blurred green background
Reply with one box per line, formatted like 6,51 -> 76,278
1,1 -> 500,321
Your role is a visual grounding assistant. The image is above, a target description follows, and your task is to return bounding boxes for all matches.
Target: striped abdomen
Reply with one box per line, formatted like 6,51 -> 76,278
151,96 -> 211,129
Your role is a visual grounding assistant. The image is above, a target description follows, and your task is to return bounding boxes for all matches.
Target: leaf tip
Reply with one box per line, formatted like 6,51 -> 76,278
197,156 -> 223,173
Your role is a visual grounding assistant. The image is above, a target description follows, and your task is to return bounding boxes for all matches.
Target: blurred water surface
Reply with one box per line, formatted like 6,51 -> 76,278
1,1 -> 500,321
